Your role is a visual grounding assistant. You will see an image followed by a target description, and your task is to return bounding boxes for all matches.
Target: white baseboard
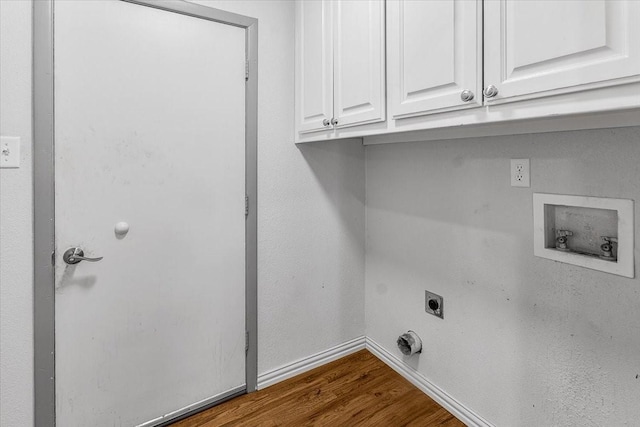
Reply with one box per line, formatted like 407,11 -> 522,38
365,337 -> 494,427
257,336 -> 366,390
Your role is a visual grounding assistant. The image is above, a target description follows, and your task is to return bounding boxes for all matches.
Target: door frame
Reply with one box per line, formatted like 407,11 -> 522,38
33,1 -> 258,425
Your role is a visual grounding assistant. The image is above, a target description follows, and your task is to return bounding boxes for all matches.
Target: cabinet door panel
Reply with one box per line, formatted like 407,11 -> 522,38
484,0 -> 640,103
334,0 -> 386,128
296,0 -> 333,133
388,0 -> 482,118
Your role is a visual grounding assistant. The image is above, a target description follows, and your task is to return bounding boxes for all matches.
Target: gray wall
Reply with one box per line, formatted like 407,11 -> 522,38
192,0 -> 365,377
0,1 -> 365,424
0,1 -> 34,426
365,126 -> 640,426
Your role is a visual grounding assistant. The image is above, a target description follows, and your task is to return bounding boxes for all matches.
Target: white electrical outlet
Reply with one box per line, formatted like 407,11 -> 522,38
1,136 -> 21,168
511,158 -> 530,187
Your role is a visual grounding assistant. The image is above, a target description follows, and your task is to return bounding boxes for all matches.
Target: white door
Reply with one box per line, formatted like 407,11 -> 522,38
387,0 -> 482,118
333,0 -> 386,128
484,0 -> 640,103
295,0 -> 334,134
54,1 -> 247,426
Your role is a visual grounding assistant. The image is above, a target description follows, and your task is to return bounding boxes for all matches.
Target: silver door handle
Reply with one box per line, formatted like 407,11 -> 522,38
63,247 -> 104,265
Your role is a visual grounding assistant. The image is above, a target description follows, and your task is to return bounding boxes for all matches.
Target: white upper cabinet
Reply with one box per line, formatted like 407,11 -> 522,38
333,0 -> 386,127
387,0 -> 482,118
295,0 -> 333,133
484,0 -> 640,103
295,0 -> 640,143
296,0 -> 385,134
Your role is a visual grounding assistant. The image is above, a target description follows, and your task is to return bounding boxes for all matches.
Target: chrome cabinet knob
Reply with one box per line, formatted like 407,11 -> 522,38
322,118 -> 331,127
460,90 -> 474,102
330,118 -> 338,126
483,85 -> 499,98
63,247 -> 104,265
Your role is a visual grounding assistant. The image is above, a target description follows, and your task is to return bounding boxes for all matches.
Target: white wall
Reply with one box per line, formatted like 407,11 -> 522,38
0,0 -> 34,425
191,0 -> 365,375
0,0 -> 365,424
365,126 -> 640,427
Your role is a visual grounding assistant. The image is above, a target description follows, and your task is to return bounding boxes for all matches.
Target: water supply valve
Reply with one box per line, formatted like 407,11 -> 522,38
556,229 -> 573,251
600,236 -> 618,261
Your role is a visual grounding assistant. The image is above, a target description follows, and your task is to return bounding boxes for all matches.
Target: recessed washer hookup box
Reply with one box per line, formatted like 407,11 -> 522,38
533,193 -> 634,278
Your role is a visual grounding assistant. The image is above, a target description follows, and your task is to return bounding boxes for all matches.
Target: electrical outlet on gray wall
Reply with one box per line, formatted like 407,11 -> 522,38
425,291 -> 443,319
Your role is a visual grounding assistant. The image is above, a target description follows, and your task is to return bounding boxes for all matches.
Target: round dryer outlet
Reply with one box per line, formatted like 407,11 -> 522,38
425,290 -> 444,319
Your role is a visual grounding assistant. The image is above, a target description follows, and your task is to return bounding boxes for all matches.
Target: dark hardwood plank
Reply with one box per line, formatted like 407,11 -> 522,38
170,350 -> 465,427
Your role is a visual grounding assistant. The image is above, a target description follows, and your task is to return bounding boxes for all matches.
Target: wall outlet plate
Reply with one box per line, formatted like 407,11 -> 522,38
511,158 -> 530,187
425,291 -> 443,319
1,136 -> 21,168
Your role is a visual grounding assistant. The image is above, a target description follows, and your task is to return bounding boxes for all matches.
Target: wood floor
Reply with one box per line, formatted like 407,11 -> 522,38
171,349 -> 465,426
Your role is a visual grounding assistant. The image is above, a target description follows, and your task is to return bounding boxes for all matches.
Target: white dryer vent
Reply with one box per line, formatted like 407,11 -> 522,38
397,330 -> 422,356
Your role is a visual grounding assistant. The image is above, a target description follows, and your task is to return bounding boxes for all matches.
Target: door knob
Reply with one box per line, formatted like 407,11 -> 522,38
322,118 -> 331,127
63,247 -> 104,265
330,118 -> 339,126
483,85 -> 499,98
460,90 -> 474,102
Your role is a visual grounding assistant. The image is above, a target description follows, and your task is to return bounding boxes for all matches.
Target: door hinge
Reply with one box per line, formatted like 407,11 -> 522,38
245,331 -> 249,353
245,195 -> 249,218
51,251 -> 55,266
245,60 -> 249,81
